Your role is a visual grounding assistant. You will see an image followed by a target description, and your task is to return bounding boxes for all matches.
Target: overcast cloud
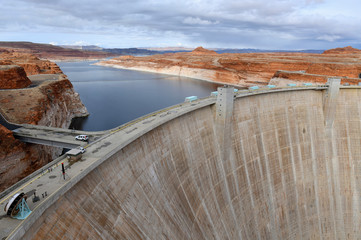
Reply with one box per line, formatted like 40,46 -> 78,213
1,0 -> 361,49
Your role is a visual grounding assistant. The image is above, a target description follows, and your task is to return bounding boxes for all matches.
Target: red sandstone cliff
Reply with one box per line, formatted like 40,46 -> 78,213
0,125 -> 55,191
0,65 -> 31,89
97,46 -> 361,86
0,51 -> 88,192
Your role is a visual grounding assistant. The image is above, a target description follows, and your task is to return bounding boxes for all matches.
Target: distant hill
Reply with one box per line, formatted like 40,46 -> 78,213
214,48 -> 324,54
102,48 -> 184,55
0,42 -> 116,60
323,46 -> 361,54
0,42 -> 325,59
60,45 -> 325,55
61,45 -> 192,55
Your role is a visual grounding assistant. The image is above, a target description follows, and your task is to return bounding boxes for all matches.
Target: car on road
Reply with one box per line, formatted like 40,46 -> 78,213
75,135 -> 89,142
78,146 -> 86,153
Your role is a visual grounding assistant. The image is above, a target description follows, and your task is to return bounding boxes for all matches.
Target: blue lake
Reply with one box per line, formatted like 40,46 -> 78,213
57,61 -> 220,131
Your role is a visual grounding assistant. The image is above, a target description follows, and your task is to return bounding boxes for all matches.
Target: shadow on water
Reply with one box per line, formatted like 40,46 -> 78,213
69,116 -> 88,130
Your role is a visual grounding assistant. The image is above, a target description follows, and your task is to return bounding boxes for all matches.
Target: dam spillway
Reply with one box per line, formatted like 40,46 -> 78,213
9,84 -> 361,239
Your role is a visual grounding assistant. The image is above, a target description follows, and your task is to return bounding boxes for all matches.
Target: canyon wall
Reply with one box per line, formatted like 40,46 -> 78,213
0,51 -> 88,192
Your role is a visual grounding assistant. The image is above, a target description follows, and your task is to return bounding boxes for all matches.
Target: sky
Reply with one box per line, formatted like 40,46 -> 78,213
1,0 -> 361,50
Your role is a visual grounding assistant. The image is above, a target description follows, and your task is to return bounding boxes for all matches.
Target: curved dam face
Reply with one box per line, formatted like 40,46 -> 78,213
22,87 -> 361,239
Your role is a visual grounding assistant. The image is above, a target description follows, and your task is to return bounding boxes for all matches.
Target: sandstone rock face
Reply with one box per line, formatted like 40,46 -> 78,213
0,74 -> 88,125
0,52 -> 88,192
97,46 -> 361,87
0,125 -> 54,192
0,65 -> 31,89
0,50 -> 62,75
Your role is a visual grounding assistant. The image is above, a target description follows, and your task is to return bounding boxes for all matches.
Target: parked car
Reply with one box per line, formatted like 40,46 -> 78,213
75,135 -> 89,142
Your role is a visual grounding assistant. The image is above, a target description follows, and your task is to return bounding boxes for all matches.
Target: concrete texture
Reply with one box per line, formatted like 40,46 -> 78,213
323,78 -> 341,128
4,86 -> 361,239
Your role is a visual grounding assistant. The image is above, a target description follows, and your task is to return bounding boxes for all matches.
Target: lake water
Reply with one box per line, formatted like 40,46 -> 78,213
57,61 -> 220,131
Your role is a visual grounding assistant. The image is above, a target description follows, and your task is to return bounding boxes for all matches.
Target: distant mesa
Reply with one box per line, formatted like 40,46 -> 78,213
323,46 -> 361,54
191,46 -> 218,55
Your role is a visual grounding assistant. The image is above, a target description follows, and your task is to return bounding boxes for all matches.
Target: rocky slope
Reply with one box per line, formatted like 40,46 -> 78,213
0,51 -> 88,192
97,46 -> 361,87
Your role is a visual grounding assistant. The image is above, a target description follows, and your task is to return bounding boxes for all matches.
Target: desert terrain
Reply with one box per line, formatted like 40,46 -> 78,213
97,46 -> 361,87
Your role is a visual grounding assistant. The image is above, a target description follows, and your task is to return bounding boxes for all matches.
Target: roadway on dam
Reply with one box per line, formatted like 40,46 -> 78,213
5,84 -> 361,239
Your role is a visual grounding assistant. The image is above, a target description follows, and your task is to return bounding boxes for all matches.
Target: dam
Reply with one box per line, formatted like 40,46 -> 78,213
3,81 -> 361,239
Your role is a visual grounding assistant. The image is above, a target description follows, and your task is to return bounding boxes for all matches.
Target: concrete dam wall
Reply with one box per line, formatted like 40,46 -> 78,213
21,86 -> 361,239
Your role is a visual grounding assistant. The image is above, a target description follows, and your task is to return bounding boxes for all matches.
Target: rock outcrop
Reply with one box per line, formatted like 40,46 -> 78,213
97,46 -> 361,87
0,49 -> 62,75
0,52 -> 88,192
0,65 -> 31,89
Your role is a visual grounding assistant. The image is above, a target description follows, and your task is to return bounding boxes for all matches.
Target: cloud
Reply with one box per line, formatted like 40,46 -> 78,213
183,17 -> 219,25
2,0 -> 361,49
71,41 -> 91,46
317,35 -> 342,42
305,0 -> 324,4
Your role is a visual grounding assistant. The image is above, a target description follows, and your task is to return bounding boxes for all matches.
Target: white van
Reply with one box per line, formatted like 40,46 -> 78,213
75,135 -> 89,141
